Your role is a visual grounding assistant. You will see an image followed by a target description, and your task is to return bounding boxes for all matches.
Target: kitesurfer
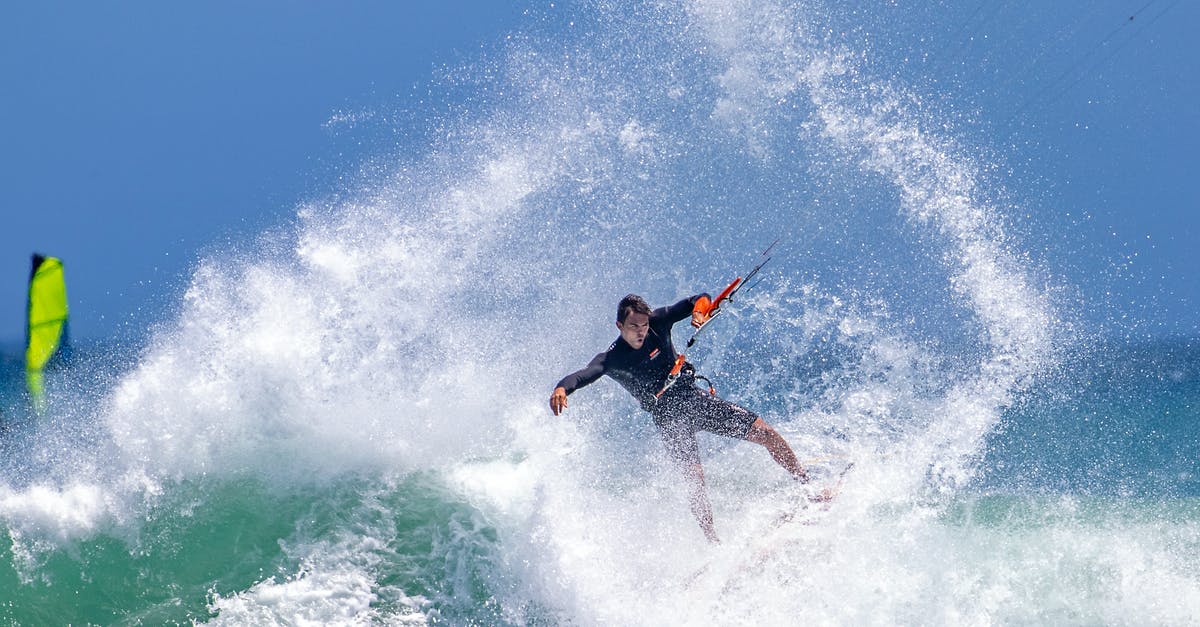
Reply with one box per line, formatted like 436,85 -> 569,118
549,293 -> 816,543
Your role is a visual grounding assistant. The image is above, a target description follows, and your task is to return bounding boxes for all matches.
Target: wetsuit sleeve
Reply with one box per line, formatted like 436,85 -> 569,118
654,294 -> 711,325
555,352 -> 607,394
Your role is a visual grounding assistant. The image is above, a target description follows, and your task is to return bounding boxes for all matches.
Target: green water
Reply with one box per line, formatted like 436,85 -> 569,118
0,473 -> 509,625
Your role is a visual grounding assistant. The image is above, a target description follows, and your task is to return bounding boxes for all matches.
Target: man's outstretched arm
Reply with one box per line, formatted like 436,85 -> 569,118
550,352 -> 605,415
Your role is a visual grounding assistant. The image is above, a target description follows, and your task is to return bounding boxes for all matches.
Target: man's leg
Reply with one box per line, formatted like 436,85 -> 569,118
744,417 -> 810,482
693,394 -> 833,501
682,462 -> 720,544
656,414 -> 721,543
687,392 -> 812,483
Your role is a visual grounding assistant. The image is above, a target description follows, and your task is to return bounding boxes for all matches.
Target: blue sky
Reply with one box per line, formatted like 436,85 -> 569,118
1,1 -> 1196,344
0,1 -> 531,344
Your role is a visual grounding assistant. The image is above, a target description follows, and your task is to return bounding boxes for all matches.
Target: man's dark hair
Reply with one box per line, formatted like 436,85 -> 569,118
616,294 -> 652,323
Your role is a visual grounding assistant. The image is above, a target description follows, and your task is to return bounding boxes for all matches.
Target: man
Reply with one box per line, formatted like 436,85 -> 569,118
549,293 -> 813,543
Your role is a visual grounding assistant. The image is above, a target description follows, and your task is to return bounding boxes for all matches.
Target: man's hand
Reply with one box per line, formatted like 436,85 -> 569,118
691,294 -> 715,329
549,387 -> 569,415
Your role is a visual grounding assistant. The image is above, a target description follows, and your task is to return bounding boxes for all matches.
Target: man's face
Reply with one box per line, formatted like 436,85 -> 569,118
616,312 -> 650,349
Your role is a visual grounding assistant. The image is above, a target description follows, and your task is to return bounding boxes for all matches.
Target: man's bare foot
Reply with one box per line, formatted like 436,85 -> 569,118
808,487 -> 835,503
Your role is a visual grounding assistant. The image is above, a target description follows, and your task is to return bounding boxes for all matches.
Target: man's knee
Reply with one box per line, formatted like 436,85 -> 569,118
745,417 -> 776,442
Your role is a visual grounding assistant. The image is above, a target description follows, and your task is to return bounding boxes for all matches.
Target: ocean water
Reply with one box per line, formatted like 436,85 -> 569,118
3,1 -> 1198,624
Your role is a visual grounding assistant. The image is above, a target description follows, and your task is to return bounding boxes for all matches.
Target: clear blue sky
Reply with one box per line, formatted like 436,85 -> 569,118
0,1 -> 532,344
1,1 -> 1196,344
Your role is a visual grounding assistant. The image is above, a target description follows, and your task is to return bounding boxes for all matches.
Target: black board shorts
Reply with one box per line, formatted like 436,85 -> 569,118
651,386 -> 759,466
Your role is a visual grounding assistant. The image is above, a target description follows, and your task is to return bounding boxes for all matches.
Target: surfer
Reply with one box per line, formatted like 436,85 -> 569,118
549,293 -> 814,543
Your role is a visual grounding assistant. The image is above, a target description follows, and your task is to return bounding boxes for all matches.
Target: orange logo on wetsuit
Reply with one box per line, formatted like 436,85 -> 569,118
649,349 -> 660,360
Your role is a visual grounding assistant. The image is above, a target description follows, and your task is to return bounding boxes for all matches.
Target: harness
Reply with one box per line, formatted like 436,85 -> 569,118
654,357 -> 716,402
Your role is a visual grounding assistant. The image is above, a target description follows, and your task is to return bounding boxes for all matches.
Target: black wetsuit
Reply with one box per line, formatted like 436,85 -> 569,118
555,295 -> 759,466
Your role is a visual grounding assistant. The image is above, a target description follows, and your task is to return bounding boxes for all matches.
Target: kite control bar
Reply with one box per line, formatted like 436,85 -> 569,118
686,239 -> 777,348
654,239 -> 779,401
